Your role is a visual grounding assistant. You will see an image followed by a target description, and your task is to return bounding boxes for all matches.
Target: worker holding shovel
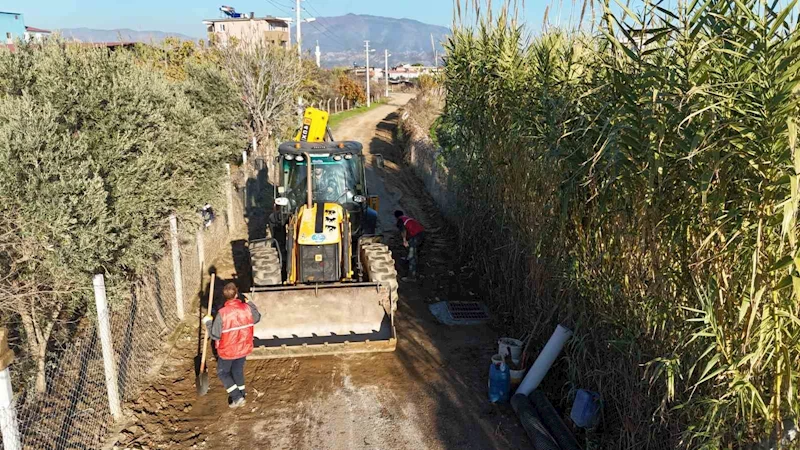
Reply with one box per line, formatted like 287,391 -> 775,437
202,282 -> 261,408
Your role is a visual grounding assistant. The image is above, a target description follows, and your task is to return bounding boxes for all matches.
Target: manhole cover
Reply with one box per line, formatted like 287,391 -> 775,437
447,302 -> 489,321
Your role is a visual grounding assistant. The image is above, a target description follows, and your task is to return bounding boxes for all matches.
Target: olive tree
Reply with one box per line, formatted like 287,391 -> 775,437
0,40 -> 240,394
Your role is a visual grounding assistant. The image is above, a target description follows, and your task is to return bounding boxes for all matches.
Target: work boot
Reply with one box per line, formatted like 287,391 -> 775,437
229,397 -> 246,409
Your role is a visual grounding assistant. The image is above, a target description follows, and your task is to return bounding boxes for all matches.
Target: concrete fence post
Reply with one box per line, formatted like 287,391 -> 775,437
92,275 -> 123,421
334,97 -> 339,113
0,328 -> 20,450
327,98 -> 331,112
169,215 -> 185,320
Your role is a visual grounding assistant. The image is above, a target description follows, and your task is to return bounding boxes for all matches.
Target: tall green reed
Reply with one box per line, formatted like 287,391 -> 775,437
441,0 -> 800,447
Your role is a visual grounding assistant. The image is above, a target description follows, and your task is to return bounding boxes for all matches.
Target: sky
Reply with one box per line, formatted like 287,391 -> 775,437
7,0 -> 554,38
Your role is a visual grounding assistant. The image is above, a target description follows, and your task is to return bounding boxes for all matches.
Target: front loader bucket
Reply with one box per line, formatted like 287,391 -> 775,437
245,282 -> 396,359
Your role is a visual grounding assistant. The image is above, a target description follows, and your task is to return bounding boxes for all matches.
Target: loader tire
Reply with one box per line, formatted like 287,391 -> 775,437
362,243 -> 398,312
250,242 -> 282,287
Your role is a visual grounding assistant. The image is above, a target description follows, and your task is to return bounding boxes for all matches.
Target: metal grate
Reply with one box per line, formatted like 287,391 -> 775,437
447,301 -> 489,321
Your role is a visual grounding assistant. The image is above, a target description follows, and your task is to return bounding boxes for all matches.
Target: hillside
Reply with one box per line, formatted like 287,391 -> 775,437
57,27 -> 194,43
57,14 -> 451,67
300,14 -> 450,67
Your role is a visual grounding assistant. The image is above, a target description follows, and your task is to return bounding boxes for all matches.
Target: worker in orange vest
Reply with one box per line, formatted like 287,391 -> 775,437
203,282 -> 261,408
394,210 -> 425,281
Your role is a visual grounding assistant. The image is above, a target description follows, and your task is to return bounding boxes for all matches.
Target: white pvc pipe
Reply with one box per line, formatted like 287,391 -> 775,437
516,325 -> 573,396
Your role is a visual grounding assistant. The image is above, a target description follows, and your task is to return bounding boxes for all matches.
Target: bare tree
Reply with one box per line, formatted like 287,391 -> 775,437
219,35 -> 307,158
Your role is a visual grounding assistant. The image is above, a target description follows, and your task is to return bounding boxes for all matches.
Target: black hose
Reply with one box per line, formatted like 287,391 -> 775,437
510,394 -> 561,450
529,390 -> 582,450
270,238 -> 282,270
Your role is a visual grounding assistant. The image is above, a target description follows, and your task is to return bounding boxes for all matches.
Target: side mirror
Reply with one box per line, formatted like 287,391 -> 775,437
275,197 -> 289,207
375,154 -> 385,169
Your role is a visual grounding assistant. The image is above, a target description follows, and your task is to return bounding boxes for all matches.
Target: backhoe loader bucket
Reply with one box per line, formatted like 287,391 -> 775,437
245,282 -> 396,359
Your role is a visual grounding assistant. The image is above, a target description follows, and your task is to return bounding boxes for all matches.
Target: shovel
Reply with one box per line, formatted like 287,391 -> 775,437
197,273 -> 216,396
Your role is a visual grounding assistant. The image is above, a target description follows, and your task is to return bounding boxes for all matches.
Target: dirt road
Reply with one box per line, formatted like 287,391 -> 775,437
111,94 -> 530,450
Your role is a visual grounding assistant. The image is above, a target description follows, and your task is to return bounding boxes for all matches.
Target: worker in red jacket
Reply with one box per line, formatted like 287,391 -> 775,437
394,210 -> 425,281
203,282 -> 261,408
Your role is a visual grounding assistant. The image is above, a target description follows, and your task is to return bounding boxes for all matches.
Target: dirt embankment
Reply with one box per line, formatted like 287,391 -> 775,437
111,94 -> 531,450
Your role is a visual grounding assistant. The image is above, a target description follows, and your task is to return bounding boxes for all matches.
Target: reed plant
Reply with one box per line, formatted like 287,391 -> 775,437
440,0 -> 800,447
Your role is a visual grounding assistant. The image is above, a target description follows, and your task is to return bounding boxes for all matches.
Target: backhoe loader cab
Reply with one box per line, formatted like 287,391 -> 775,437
246,139 -> 398,359
276,141 -> 376,238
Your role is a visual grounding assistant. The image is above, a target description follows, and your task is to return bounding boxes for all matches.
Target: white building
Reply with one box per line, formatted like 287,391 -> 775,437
24,26 -> 50,42
388,64 -> 441,81
203,14 -> 290,48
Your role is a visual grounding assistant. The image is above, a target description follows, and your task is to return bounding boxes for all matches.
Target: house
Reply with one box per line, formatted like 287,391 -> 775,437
24,26 -> 50,41
348,66 -> 385,81
203,13 -> 290,48
0,11 -> 26,44
388,64 -> 441,82
1,11 -> 51,48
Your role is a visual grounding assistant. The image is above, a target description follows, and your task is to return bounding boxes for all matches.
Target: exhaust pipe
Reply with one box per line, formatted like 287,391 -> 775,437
305,152 -> 312,209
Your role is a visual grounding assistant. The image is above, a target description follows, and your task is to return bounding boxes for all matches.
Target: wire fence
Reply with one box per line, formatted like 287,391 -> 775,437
308,91 -> 388,115
0,169 -> 240,450
308,96 -> 353,114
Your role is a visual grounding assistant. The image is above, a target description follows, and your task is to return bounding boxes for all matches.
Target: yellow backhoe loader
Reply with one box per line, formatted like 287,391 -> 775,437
245,107 -> 398,358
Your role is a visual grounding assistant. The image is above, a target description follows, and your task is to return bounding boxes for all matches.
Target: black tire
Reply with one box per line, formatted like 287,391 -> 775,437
250,241 -> 282,286
361,243 -> 398,312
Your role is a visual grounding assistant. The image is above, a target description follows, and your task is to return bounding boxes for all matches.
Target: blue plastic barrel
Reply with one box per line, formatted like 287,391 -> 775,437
570,389 -> 601,428
488,355 -> 511,403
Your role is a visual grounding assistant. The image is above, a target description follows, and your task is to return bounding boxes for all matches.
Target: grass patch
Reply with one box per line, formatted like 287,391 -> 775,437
328,99 -> 388,129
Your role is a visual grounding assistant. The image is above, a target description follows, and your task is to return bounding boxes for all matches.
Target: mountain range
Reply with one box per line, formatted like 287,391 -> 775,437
299,14 -> 450,67
57,14 -> 450,67
57,27 -> 194,44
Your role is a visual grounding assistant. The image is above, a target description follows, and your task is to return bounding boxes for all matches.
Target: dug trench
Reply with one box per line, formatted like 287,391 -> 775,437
110,94 -> 531,450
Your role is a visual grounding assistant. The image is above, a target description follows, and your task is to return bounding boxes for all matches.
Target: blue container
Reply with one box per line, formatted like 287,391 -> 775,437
570,389 -> 602,428
488,355 -> 510,403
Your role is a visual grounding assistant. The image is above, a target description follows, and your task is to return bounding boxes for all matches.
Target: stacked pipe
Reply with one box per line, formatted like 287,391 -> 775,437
512,325 -> 581,449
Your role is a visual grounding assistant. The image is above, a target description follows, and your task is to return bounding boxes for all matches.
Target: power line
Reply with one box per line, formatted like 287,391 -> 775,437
305,18 -> 350,49
265,0 -> 293,16
295,0 -> 345,45
300,0 -> 349,48
264,0 -> 352,55
302,0 -> 324,17
273,0 -> 296,10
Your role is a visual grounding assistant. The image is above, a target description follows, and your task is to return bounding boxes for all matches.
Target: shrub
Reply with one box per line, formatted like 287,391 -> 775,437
0,39 -> 241,393
336,74 -> 367,105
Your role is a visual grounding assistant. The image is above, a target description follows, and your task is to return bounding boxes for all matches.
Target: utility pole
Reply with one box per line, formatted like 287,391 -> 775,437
365,41 -> 371,107
384,49 -> 391,97
430,34 -> 438,68
315,40 -> 321,68
296,0 -> 302,60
